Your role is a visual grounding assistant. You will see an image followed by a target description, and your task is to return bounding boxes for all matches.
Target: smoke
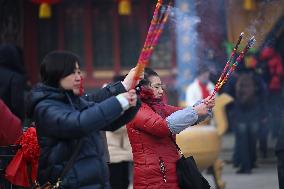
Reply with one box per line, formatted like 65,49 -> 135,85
244,0 -> 284,46
151,5 -> 201,68
167,6 -> 200,28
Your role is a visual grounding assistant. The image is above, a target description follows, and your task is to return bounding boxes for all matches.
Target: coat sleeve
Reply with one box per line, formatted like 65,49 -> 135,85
0,99 -> 23,145
130,106 -> 171,137
166,106 -> 199,134
35,96 -> 124,139
83,82 -> 126,102
102,99 -> 141,131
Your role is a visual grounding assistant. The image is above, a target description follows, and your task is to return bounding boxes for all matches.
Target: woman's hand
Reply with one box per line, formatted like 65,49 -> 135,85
193,96 -> 215,116
120,89 -> 137,107
193,103 -> 209,116
203,96 -> 215,109
122,67 -> 144,91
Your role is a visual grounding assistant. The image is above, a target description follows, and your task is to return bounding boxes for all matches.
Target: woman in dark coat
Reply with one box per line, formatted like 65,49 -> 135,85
0,44 -> 26,121
127,68 -> 215,189
26,51 -> 141,189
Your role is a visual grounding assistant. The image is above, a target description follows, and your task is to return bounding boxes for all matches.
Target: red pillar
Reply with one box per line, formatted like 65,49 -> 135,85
113,3 -> 121,74
23,2 -> 38,84
58,4 -> 64,50
84,0 -> 94,84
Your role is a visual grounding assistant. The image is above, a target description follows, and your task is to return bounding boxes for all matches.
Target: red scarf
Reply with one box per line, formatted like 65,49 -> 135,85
198,80 -> 209,99
139,87 -> 173,119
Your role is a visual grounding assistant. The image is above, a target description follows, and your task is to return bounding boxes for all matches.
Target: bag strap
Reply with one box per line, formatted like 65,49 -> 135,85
169,135 -> 185,158
30,139 -> 83,188
55,139 -> 83,186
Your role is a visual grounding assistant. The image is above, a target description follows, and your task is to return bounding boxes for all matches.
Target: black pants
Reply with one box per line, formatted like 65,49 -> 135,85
277,151 -> 284,189
109,161 -> 130,189
234,122 -> 258,171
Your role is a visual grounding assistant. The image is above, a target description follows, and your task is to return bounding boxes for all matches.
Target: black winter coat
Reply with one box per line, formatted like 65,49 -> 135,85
26,82 -> 140,189
0,44 -> 26,121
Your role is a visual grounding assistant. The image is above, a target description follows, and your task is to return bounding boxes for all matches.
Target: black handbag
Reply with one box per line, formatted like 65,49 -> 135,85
170,136 -> 211,189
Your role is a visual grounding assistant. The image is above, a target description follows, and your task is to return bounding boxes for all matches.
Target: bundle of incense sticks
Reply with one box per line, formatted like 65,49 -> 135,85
210,33 -> 256,99
130,0 -> 172,89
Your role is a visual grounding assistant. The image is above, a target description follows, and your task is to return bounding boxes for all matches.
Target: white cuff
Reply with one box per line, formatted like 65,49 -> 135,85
121,81 -> 129,91
116,94 -> 130,111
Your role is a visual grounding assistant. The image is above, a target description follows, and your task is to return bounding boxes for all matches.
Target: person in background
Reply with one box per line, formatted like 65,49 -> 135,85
0,99 -> 23,188
106,74 -> 133,189
186,67 -> 215,107
26,51 -> 141,188
275,107 -> 284,189
0,43 -> 26,121
127,67 -> 215,189
232,71 -> 263,174
259,47 -> 283,138
0,99 -> 22,146
0,43 -> 26,188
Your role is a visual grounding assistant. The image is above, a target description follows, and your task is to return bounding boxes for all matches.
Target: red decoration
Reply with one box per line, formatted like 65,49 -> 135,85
5,127 -> 40,187
260,47 -> 284,93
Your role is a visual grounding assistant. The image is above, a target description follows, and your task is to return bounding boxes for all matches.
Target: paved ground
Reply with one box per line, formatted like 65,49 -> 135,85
203,133 -> 279,189
128,133 -> 279,189
203,159 -> 278,189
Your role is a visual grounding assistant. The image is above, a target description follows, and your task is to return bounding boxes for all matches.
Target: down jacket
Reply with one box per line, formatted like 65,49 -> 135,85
0,99 -> 22,145
127,102 -> 181,189
26,82 -> 140,189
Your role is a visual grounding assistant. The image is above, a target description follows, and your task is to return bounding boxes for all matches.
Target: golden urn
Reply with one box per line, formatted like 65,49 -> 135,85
177,93 -> 233,189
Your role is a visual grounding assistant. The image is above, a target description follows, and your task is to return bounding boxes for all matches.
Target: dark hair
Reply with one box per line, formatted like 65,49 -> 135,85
139,67 -> 159,86
40,51 -> 80,88
196,66 -> 210,76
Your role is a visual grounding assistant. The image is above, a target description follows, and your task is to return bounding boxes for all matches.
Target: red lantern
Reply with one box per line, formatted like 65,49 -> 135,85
31,0 -> 61,19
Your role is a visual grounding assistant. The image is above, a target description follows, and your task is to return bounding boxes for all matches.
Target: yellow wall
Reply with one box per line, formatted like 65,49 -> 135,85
225,0 -> 284,48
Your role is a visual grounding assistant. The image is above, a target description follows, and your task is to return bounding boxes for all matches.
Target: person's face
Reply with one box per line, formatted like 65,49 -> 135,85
59,63 -> 81,95
148,75 -> 165,99
198,71 -> 210,84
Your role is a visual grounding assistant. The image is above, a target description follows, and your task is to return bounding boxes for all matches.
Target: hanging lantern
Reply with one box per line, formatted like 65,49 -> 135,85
118,0 -> 131,16
39,3 -> 51,18
31,0 -> 61,19
243,0 -> 256,11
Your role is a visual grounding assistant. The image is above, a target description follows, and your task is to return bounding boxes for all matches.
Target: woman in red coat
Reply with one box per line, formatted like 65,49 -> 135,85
127,68 -> 215,189
0,99 -> 22,146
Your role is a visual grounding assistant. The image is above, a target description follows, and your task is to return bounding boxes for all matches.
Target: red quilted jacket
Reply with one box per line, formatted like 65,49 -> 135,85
0,99 -> 22,145
127,102 -> 181,189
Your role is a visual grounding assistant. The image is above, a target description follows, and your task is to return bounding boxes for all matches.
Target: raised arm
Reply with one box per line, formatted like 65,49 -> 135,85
167,96 -> 215,134
35,96 -> 124,139
84,67 -> 142,102
83,81 -> 126,102
102,99 -> 141,131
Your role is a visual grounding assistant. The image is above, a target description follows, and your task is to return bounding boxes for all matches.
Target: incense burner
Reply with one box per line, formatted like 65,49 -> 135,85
177,93 -> 233,189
